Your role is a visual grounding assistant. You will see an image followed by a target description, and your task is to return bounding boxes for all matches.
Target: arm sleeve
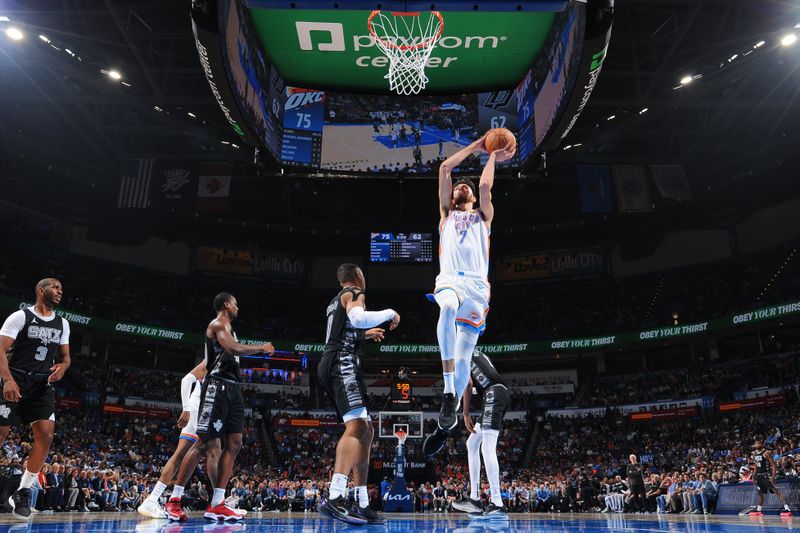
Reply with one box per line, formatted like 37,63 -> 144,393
0,311 -> 26,340
60,319 -> 71,345
180,373 -> 198,411
347,306 -> 396,329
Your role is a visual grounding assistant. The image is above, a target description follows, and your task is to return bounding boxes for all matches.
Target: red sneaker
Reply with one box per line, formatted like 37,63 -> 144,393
750,511 -> 764,516
204,503 -> 244,521
165,497 -> 188,522
781,511 -> 793,517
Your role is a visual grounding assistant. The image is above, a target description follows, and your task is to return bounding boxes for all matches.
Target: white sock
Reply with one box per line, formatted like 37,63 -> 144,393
148,481 -> 167,502
785,504 -> 791,511
170,485 -> 184,500
211,488 -> 225,507
329,473 -> 348,500
442,372 -> 455,395
436,291 -> 458,393
757,505 -> 762,511
466,426 -> 483,500
356,486 -> 369,509
453,327 -> 479,400
481,430 -> 503,507
19,470 -> 38,490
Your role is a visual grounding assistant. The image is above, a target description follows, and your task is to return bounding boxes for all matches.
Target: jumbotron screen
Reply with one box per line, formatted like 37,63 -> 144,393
201,0 -> 612,172
370,232 -> 434,264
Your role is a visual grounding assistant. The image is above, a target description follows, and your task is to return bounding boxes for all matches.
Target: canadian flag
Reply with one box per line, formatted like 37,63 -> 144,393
196,163 -> 232,212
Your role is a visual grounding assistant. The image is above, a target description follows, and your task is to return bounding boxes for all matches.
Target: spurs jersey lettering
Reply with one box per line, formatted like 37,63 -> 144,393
753,450 -> 771,475
439,209 -> 490,276
204,329 -> 241,382
470,350 -> 504,395
324,287 -> 365,356
7,308 -> 66,374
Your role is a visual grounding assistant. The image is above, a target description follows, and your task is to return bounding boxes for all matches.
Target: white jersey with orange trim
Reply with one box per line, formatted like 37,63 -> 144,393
438,209 -> 490,278
429,208 -> 491,334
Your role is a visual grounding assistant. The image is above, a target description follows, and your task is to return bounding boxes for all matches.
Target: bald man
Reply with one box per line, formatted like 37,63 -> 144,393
0,278 -> 71,520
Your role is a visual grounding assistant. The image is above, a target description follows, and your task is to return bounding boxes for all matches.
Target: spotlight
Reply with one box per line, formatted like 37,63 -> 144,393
680,76 -> 693,85
781,33 -> 797,47
728,54 -> 738,62
639,108 -> 649,115
5,27 -> 23,41
754,40 -> 766,49
607,115 -> 616,121
38,34 -> 50,43
0,16 -> 10,22
187,112 -> 197,118
107,70 -> 122,80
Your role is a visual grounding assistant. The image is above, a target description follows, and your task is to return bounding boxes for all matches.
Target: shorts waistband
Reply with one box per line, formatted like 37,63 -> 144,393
10,368 -> 51,378
441,270 -> 486,280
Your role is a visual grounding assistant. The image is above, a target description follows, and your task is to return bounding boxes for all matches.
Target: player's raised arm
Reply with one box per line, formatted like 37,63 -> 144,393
439,134 -> 488,218
479,146 -> 515,227
211,322 -> 272,356
342,291 -> 399,331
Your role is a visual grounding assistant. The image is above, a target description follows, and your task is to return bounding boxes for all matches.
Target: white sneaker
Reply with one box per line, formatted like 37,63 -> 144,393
137,498 -> 167,519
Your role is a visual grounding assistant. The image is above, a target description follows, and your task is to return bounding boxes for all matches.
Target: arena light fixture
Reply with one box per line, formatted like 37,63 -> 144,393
607,115 -> 616,121
754,40 -> 766,49
728,54 -> 738,62
232,143 -> 240,149
0,16 -> 10,22
781,33 -> 797,46
680,75 -> 694,85
220,140 -> 230,145
107,70 -> 122,80
5,27 -> 23,41
38,34 -> 50,43
639,108 -> 648,115
187,112 -> 197,118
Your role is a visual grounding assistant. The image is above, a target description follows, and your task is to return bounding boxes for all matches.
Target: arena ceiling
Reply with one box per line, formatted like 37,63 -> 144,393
0,0 -> 798,236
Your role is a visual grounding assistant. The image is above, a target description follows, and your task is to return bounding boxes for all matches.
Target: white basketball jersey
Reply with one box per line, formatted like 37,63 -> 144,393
439,209 -> 490,277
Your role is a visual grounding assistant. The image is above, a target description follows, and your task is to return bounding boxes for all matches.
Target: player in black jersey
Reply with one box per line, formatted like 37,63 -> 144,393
0,278 -> 71,520
428,349 -> 510,519
165,292 -> 274,522
318,264 -> 399,526
750,436 -> 792,517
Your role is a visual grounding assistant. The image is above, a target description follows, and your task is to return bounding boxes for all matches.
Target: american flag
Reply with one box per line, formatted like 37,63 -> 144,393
117,159 -> 155,208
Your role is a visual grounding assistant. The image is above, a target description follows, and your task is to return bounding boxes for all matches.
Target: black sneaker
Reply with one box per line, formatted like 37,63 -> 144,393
9,488 -> 32,520
452,498 -> 483,513
438,393 -> 458,431
318,496 -> 367,525
472,502 -> 509,519
423,427 -> 449,457
351,505 -> 387,524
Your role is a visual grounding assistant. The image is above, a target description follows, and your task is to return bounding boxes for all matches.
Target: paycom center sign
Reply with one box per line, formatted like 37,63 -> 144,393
249,9 -> 556,92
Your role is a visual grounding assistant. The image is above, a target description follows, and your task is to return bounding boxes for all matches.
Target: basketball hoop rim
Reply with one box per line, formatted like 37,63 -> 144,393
367,10 -> 444,51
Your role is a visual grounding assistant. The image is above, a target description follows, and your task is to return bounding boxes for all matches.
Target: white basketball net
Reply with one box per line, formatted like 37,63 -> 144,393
368,11 -> 444,95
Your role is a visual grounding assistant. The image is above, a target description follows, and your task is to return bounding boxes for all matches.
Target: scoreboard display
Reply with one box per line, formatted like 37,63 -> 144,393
370,233 -> 433,264
280,88 -> 324,168
390,380 -> 413,405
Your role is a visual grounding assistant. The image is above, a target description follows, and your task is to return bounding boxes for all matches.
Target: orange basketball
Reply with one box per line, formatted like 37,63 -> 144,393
484,127 -> 516,153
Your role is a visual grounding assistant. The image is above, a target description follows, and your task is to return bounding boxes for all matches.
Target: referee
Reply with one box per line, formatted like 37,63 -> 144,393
0,279 -> 71,520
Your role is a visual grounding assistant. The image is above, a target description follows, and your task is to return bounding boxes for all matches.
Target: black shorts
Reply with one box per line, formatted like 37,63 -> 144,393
196,376 -> 244,440
318,350 -> 367,422
755,474 -> 776,494
0,371 -> 55,426
479,384 -> 510,432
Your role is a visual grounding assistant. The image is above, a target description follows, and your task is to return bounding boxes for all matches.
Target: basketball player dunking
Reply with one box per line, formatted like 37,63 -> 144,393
165,293 -> 274,522
0,279 -> 71,521
137,359 -> 207,519
427,134 -> 514,432
750,436 -> 792,517
428,349 -> 510,519
318,264 -> 399,525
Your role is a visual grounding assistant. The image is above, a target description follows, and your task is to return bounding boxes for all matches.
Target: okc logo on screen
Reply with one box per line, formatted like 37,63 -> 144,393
285,87 -> 325,111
